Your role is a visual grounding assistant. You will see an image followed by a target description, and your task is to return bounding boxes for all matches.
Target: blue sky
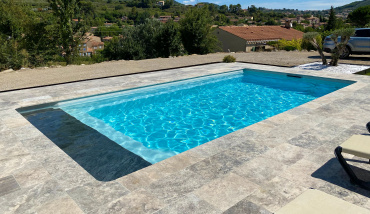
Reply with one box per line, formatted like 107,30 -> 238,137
181,0 -> 357,10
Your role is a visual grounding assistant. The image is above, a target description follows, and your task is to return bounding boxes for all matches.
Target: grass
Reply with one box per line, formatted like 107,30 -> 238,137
354,68 -> 370,75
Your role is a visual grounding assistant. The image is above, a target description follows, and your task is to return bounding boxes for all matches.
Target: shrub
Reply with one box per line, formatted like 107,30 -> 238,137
268,39 -> 302,51
278,39 -> 302,51
91,50 -> 106,63
223,55 -> 236,63
102,19 -> 183,60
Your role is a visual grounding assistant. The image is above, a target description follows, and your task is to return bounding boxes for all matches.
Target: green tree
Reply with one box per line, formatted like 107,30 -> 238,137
303,32 -> 327,65
128,7 -> 139,21
248,5 -> 257,14
293,22 -> 305,32
329,28 -> 355,66
163,0 -> 174,9
136,11 -> 152,24
348,5 -> 370,27
179,7 -> 220,54
141,0 -> 153,8
48,0 -> 88,64
219,5 -> 228,14
114,5 -> 124,10
265,19 -> 278,25
102,19 -> 183,60
103,30 -> 145,60
0,0 -> 30,39
136,19 -> 161,58
214,14 -> 229,26
80,1 -> 95,17
95,25 -> 122,37
229,4 -> 242,14
156,20 -> 183,57
326,6 -> 337,31
0,0 -> 34,70
24,14 -> 60,67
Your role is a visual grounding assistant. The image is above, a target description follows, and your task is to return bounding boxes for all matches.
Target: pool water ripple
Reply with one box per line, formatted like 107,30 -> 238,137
59,69 -> 350,163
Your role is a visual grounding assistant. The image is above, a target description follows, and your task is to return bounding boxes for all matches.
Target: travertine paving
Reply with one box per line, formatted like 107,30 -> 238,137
0,63 -> 369,213
1,51 -> 369,92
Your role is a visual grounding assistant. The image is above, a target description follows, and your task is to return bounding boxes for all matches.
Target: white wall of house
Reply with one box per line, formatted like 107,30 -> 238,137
214,28 -> 248,52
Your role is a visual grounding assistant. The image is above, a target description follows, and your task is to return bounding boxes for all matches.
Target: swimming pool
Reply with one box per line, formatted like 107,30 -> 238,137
19,69 -> 353,180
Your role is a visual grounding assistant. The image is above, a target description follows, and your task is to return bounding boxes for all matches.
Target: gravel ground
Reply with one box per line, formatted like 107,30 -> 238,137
297,62 -> 370,74
1,51 -> 369,92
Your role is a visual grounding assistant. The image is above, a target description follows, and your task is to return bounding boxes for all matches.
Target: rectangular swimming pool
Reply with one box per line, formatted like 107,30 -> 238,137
19,69 -> 353,180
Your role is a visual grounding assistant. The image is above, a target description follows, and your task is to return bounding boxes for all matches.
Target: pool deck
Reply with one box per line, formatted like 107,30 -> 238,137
0,62 -> 370,213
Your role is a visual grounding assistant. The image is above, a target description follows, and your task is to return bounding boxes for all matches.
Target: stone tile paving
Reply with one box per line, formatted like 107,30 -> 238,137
0,62 -> 369,213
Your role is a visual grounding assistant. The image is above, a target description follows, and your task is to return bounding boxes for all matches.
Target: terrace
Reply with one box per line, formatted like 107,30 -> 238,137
0,52 -> 369,213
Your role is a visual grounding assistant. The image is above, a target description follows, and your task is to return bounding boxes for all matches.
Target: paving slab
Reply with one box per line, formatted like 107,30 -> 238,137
0,62 -> 369,213
0,176 -> 20,197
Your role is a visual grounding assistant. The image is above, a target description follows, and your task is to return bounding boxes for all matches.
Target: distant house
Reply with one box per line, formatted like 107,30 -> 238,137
72,18 -> 83,24
104,23 -> 113,27
173,16 -> 180,22
157,16 -> 172,23
214,25 -> 304,52
102,36 -> 113,42
306,16 -> 320,24
90,27 -> 98,33
156,1 -> 165,6
79,35 -> 104,56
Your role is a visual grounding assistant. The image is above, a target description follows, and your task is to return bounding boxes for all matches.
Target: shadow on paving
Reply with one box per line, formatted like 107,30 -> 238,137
340,56 -> 370,63
312,158 -> 370,198
21,108 -> 151,181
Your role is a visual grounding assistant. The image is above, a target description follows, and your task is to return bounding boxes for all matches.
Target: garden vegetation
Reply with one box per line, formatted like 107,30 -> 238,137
1,0 -> 368,70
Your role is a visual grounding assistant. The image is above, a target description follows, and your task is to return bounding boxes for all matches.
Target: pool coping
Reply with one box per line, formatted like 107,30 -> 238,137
0,62 -> 369,213
0,61 -> 296,94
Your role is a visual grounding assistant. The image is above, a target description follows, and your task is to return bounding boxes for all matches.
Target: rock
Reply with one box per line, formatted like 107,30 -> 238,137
1,69 -> 14,73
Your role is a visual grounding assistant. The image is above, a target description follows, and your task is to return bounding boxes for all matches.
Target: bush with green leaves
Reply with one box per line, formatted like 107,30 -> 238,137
91,50 -> 106,63
102,19 -> 183,60
222,55 -> 236,63
0,0 -> 60,70
0,36 -> 30,71
268,39 -> 302,51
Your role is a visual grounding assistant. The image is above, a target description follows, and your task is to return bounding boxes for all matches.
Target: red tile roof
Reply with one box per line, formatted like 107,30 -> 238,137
219,26 -> 304,41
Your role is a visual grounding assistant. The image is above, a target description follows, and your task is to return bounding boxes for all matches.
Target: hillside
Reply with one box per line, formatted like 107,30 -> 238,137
335,0 -> 370,12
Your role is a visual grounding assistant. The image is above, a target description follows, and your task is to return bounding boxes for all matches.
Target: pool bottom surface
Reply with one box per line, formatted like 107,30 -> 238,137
60,69 -> 350,164
23,108 -> 151,181
19,69 -> 352,180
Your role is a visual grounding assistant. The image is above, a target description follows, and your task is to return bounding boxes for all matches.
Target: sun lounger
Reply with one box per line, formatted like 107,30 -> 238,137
275,189 -> 369,214
334,134 -> 370,190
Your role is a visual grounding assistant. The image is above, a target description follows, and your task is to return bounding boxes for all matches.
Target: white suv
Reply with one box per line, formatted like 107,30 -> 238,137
323,28 -> 370,58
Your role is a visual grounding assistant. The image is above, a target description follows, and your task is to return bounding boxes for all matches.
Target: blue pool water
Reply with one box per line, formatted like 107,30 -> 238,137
58,69 -> 351,163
